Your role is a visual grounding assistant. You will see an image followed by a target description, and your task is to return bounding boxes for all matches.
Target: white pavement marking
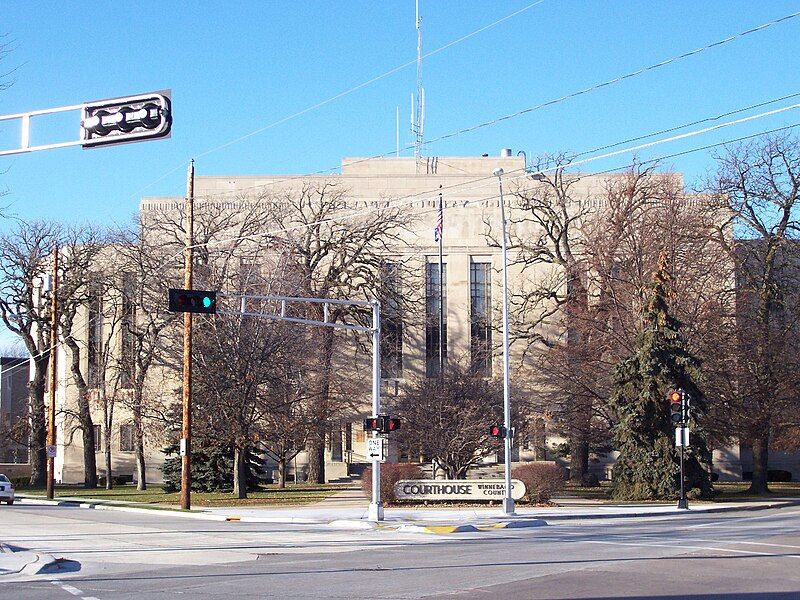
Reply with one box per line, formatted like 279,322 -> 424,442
685,510 -> 800,529
51,578 -> 96,598
640,536 -> 800,551
585,539 -> 800,557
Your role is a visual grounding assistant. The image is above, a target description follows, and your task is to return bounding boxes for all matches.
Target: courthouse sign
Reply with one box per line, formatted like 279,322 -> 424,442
394,479 -> 526,502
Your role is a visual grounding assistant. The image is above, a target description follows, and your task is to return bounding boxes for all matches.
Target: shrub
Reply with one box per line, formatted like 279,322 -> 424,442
512,462 -> 566,504
361,463 -> 424,505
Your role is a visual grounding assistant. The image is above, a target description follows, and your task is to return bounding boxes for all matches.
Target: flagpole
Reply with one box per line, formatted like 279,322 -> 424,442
438,185 -> 444,377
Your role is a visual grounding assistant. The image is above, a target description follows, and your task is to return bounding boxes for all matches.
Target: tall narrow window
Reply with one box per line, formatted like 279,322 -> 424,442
119,423 -> 134,452
380,262 -> 403,379
93,424 -> 101,452
87,285 -> 103,388
470,261 -> 492,376
425,262 -> 447,377
120,273 -> 136,389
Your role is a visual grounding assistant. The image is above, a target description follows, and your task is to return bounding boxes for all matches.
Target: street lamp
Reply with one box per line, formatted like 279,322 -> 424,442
492,167 -> 515,516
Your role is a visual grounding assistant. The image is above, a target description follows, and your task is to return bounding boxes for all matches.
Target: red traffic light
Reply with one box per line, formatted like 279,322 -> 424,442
363,416 -> 400,434
489,424 -> 506,439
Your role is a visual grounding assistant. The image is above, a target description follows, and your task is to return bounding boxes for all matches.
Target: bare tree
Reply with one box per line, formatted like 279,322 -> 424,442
499,158 -> 730,483
261,181 -> 415,483
394,361 -> 505,479
707,133 -> 800,494
57,225 -> 109,488
110,218 -> 181,490
0,221 -> 60,485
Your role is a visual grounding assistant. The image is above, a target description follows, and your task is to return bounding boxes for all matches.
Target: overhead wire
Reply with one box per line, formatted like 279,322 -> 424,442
128,0 -> 547,201
6,115 -> 800,383
129,9 -> 800,205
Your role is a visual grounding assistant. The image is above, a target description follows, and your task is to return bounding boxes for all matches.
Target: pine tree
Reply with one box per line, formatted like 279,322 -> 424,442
609,254 -> 713,500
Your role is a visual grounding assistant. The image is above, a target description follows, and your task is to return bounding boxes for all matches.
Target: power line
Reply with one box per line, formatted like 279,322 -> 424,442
6,118 -> 799,383
128,1 -> 547,201
138,10 -> 800,209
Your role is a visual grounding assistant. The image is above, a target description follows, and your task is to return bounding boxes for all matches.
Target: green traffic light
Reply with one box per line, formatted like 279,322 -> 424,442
202,296 -> 212,309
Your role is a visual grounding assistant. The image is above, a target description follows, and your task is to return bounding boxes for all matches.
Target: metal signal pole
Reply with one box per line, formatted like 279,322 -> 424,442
181,159 -> 194,510
46,245 -> 58,500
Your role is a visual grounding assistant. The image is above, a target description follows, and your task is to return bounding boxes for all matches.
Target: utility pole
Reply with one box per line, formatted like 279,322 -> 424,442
437,186 -> 444,377
181,159 -> 194,510
46,245 -> 58,500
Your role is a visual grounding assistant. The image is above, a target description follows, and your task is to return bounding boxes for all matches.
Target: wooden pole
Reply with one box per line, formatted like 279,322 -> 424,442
181,159 -> 194,510
46,245 -> 58,500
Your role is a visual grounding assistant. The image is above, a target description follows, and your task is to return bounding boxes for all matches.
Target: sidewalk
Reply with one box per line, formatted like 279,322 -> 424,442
14,490 -> 800,533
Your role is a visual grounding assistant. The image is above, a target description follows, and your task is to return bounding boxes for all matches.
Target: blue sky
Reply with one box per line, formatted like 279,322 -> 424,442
2,1 -> 800,230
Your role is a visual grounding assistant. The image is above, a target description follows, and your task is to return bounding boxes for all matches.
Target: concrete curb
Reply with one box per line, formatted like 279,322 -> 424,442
327,518 -> 548,534
0,543 -> 59,577
540,499 -> 800,521
16,495 -> 800,528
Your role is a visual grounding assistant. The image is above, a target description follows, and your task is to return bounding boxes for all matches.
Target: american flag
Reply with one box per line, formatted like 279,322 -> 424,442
434,204 -> 443,242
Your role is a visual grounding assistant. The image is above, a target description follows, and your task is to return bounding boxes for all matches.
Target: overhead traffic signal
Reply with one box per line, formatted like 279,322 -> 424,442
489,424 -> 506,439
81,91 -> 172,148
168,289 -> 217,314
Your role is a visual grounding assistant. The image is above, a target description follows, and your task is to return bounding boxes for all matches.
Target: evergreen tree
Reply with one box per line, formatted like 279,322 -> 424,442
609,254 -> 713,500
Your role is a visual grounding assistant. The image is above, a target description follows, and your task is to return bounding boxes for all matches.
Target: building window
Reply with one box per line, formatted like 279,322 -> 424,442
470,261 -> 492,376
425,262 -> 447,377
120,273 -> 136,389
87,285 -> 103,388
119,423 -> 134,452
380,262 -> 403,379
93,424 -> 101,452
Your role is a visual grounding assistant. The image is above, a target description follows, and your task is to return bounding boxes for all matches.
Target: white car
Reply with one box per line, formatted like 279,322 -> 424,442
0,474 -> 15,505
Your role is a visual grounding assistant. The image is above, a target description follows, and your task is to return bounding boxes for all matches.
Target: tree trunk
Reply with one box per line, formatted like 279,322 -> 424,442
277,456 -> 286,489
748,435 -> 770,495
65,337 -> 97,488
307,325 -> 336,485
104,398 -> 113,490
233,445 -> 248,499
28,359 -> 47,488
306,435 -> 325,484
569,435 -> 590,485
133,387 -> 147,491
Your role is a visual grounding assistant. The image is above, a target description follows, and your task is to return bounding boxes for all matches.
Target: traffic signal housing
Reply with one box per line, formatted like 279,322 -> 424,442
489,424 -> 507,439
168,289 -> 217,314
668,389 -> 684,425
362,415 -> 400,434
81,91 -> 172,148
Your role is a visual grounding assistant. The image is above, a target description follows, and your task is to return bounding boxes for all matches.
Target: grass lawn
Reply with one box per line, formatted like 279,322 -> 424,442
712,481 -> 800,500
556,481 -> 800,503
18,483 -> 347,508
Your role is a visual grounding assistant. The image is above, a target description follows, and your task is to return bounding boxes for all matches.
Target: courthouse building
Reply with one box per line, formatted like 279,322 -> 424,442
35,151 -> 795,484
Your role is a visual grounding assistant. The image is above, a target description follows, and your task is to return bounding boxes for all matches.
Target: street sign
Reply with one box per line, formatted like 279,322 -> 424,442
367,437 -> 384,462
47,445 -> 57,458
675,427 -> 690,447
394,479 -> 527,501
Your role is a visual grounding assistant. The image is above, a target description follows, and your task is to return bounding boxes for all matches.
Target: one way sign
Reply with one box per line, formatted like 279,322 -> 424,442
367,437 -> 384,462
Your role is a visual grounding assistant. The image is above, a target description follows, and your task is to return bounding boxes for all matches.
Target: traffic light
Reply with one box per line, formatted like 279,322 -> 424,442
489,424 -> 506,439
668,389 -> 683,425
362,415 -> 401,434
81,91 -> 172,148
168,289 -> 217,314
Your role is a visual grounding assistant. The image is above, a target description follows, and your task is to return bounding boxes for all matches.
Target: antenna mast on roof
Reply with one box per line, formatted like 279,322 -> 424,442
411,0 -> 425,166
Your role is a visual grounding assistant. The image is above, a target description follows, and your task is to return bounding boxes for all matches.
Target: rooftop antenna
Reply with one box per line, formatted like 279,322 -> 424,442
411,0 -> 425,167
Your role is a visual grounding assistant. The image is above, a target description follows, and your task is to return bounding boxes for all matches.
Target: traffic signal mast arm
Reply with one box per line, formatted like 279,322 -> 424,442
0,91 -> 171,156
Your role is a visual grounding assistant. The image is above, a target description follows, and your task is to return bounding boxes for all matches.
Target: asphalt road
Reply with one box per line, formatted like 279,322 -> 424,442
1,503 -> 799,599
